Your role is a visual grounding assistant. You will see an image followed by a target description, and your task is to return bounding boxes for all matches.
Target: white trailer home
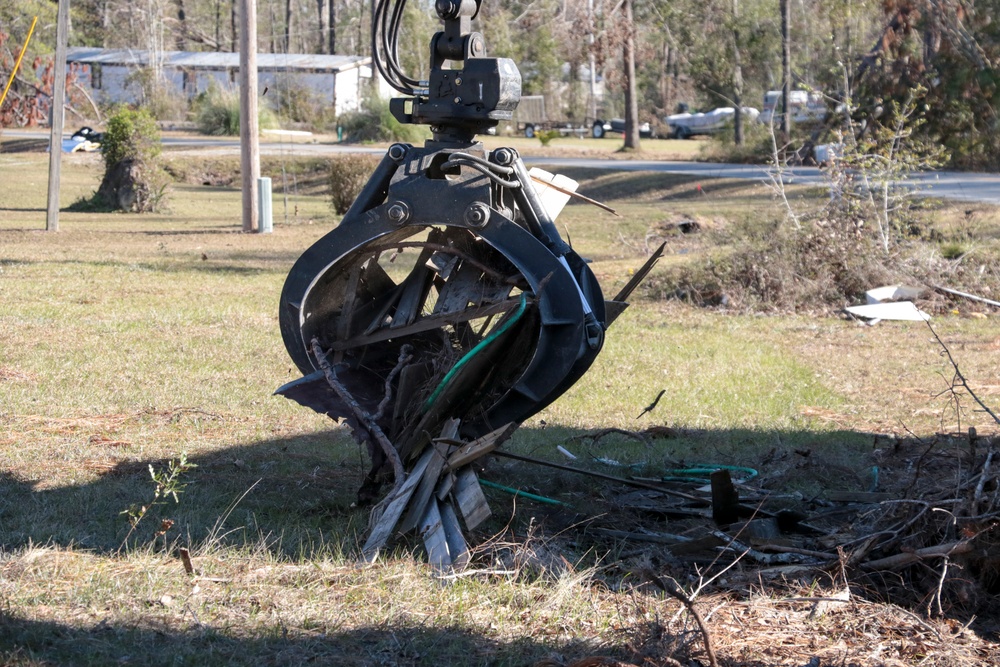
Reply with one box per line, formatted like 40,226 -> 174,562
65,47 -> 391,116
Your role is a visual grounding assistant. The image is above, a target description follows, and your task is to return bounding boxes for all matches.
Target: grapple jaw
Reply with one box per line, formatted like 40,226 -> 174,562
278,142 -> 606,454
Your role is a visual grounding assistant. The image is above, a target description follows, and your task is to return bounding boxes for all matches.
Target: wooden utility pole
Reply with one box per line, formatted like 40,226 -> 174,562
239,0 -> 260,232
780,0 -> 791,144
46,0 -> 71,233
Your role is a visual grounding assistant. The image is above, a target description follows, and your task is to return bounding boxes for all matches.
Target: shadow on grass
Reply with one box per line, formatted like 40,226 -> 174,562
0,614 -> 675,667
1,424 -> 998,654
0,423 -> 897,559
0,256 -> 302,275
0,428 -> 372,556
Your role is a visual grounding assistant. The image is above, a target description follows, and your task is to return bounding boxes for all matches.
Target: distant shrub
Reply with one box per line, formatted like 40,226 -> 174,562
536,129 -> 561,146
124,68 -> 186,121
700,120 -> 777,164
329,154 -> 381,215
337,95 -> 428,144
272,82 -> 337,132
196,86 -> 277,136
90,106 -> 167,213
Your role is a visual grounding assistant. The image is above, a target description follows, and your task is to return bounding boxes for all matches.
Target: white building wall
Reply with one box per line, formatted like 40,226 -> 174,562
74,60 -> 373,115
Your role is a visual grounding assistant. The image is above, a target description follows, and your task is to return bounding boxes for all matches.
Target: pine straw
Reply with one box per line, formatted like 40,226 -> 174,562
692,588 -> 992,666
3,545 -> 996,667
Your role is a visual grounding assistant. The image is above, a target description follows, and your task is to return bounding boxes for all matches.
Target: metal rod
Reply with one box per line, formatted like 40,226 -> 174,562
930,284 -> 1000,309
493,449 -> 707,504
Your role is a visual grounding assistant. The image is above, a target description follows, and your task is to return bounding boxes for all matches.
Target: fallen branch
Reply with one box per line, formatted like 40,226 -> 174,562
972,450 -> 995,517
926,320 -> 1000,426
860,540 -> 973,571
311,339 -> 406,495
644,571 -> 720,667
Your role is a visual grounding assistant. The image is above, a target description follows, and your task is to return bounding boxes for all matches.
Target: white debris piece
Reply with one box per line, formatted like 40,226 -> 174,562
529,167 -> 578,221
845,301 -> 930,322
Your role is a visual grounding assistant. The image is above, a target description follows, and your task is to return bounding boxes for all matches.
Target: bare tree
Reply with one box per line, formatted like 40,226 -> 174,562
622,0 -> 640,149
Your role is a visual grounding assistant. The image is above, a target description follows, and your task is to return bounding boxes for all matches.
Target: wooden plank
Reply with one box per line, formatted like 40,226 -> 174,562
453,467 -> 491,530
362,447 -> 436,561
399,419 -> 461,534
419,499 -> 451,572
332,298 -> 523,351
445,422 -> 517,471
336,262 -> 364,341
391,362 -> 432,436
439,500 -> 470,571
359,255 -> 396,298
436,471 -> 456,501
363,286 -> 404,336
390,245 -> 437,329
432,261 -> 481,315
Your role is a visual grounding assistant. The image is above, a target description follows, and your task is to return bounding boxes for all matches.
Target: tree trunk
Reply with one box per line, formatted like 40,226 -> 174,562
317,0 -> 328,53
780,0 -> 791,144
285,0 -> 293,52
231,0 -> 237,52
733,0 -> 743,145
329,0 -> 336,53
175,0 -> 188,51
622,0 -> 640,150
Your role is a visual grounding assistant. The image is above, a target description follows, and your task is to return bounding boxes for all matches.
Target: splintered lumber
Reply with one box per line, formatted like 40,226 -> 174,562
332,298 -> 523,351
419,499 -> 451,570
362,447 -> 436,561
438,500 -> 471,570
446,422 -> 517,471
453,466 -> 491,530
399,419 -> 461,533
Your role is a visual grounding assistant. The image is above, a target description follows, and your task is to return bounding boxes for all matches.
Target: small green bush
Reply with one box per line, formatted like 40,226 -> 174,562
536,129 -> 561,146
337,95 -> 428,144
196,86 -> 278,136
101,105 -> 161,168
329,154 -> 381,215
86,105 -> 167,213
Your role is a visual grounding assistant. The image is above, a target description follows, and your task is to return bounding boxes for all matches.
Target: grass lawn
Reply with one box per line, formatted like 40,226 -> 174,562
1,149 -> 997,666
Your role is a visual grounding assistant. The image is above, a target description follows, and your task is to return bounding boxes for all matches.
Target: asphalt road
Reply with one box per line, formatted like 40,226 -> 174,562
528,157 -> 1000,205
8,130 -> 999,204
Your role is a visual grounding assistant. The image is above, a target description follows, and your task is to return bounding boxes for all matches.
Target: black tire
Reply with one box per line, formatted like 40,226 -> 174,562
676,126 -> 692,140
591,121 -> 605,139
524,124 -> 535,139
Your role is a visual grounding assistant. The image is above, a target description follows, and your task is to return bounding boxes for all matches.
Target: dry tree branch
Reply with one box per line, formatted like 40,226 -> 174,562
926,319 -> 1000,426
311,338 -> 406,495
644,571 -> 720,667
371,344 -> 413,421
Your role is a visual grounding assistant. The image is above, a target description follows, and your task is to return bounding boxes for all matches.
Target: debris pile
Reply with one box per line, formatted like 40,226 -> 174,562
532,429 -> 1000,619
